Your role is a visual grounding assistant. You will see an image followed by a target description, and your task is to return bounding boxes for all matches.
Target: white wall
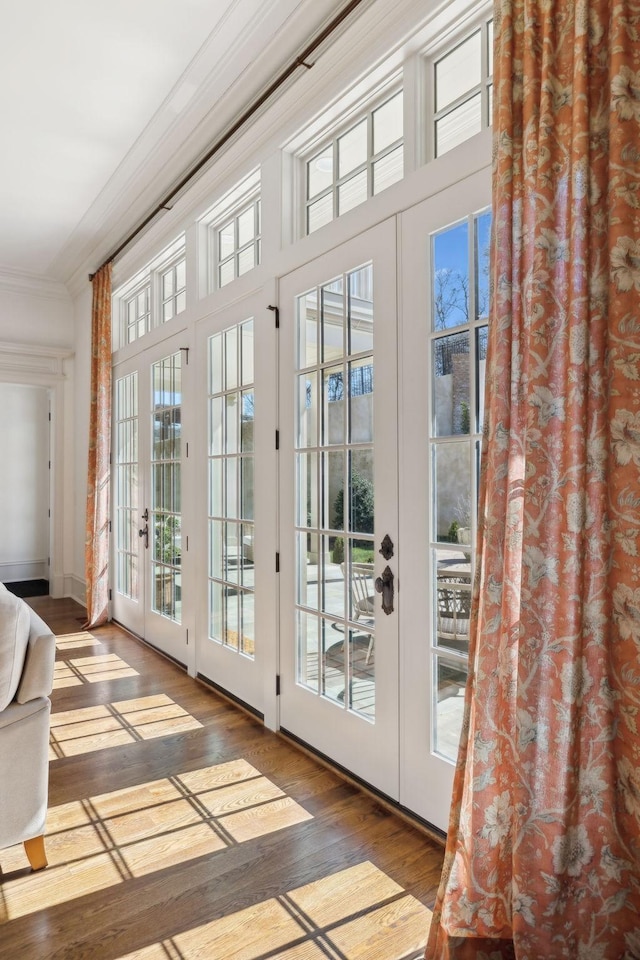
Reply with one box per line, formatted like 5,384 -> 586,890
0,280 -> 76,596
0,383 -> 50,582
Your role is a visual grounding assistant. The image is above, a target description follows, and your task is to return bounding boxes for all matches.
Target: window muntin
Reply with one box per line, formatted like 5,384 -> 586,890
433,18 -> 493,158
200,169 -> 261,293
304,89 -> 404,235
114,236 -> 186,349
160,258 -> 186,323
217,199 -> 261,289
208,319 -> 256,657
429,208 -> 491,761
125,283 -> 151,344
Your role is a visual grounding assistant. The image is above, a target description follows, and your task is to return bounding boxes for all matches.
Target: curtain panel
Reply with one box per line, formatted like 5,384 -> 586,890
84,263 -> 112,629
427,0 -> 640,956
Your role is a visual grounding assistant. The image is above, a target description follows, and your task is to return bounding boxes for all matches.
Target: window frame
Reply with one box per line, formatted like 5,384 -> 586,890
198,169 -> 262,295
114,235 -> 187,350
299,83 -> 404,237
425,12 -> 493,161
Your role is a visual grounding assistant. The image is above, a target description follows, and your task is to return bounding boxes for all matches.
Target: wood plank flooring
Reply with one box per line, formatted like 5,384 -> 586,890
0,598 -> 444,960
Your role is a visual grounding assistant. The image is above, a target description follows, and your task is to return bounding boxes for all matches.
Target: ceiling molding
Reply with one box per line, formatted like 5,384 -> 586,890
0,340 -> 73,381
0,267 -> 71,303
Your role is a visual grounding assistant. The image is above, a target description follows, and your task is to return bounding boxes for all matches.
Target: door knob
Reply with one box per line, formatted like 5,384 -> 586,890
138,523 -> 149,549
375,565 -> 394,615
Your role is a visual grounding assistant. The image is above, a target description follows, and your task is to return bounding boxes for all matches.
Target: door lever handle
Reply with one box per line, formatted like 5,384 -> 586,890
375,565 -> 394,615
138,523 -> 149,549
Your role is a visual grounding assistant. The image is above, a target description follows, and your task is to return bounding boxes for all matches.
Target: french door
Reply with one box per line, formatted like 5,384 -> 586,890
278,220 -> 400,798
194,292 -> 276,717
279,171 -> 490,828
112,331 -> 190,665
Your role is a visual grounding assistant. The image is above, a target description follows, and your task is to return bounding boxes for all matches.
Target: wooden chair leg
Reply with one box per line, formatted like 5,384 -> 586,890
23,835 -> 48,871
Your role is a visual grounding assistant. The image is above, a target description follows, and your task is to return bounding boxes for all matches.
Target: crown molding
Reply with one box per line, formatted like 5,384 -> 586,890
0,266 -> 71,303
0,340 -> 74,382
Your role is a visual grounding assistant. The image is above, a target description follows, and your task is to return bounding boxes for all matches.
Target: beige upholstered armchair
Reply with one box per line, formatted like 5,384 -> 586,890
0,583 -> 56,870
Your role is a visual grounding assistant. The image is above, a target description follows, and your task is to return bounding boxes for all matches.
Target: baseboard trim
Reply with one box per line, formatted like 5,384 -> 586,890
279,727 -> 447,847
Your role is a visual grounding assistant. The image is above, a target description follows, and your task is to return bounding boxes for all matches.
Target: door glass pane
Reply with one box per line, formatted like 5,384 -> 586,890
433,221 -> 470,330
151,354 -> 182,623
432,332 -> 471,438
429,211 -> 492,769
321,278 -> 344,362
298,290 -> 318,368
348,264 -> 373,354
115,372 -> 139,601
207,319 -> 256,657
295,262 -> 375,720
434,656 -> 467,760
433,441 -> 471,545
323,365 -> 346,445
475,211 -> 491,321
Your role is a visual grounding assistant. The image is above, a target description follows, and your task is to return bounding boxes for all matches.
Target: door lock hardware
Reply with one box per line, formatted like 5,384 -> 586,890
375,565 -> 394,615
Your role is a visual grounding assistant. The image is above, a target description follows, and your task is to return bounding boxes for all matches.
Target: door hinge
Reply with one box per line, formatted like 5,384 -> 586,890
180,347 -> 189,365
275,429 -> 280,450
108,588 -> 112,601
267,304 -> 280,328
108,520 -> 112,533
48,509 -> 51,518
275,552 -> 280,573
48,460 -> 51,470
48,412 -> 51,422
47,557 -> 50,567
276,674 -> 281,695
186,535 -> 189,551
186,441 -> 189,458
186,629 -> 189,645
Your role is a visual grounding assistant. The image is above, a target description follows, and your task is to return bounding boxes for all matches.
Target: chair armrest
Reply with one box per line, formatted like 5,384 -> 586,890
16,632 -> 55,704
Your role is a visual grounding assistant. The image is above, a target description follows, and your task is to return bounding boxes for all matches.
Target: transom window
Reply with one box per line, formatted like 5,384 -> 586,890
160,258 -> 186,323
114,236 -> 186,349
200,169 -> 261,293
432,18 -> 493,157
124,283 -> 151,344
217,199 -> 261,289
304,89 -> 404,235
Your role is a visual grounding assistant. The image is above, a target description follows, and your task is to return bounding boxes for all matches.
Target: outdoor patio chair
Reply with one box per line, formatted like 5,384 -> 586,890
341,562 -> 375,664
436,579 -> 471,653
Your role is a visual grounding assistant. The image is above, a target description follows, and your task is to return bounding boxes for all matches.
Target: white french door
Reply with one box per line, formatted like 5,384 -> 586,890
400,169 -> 491,829
278,220 -> 400,798
194,292 -> 276,717
112,331 -> 190,665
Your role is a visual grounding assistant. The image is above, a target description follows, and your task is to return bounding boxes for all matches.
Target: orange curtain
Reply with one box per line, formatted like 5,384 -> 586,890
84,263 -> 112,629
426,0 -> 640,956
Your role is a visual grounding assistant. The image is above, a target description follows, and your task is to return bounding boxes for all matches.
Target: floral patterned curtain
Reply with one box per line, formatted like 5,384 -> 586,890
426,0 -> 640,956
84,263 -> 112,629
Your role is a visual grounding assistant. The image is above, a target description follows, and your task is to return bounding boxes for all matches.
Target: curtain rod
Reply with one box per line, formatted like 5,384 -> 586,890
89,0 -> 369,281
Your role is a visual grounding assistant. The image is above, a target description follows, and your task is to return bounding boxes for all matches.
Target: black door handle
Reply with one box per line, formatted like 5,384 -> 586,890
375,565 -> 394,615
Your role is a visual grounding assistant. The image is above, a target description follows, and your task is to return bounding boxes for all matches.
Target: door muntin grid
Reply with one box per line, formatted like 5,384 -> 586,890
295,264 -> 376,720
115,372 -> 139,600
151,352 -> 182,623
208,319 -> 255,657
430,209 -> 491,760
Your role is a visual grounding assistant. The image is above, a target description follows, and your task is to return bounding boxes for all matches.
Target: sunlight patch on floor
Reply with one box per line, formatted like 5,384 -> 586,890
55,631 -> 104,651
48,694 -> 202,759
0,759 -> 313,920
54,652 -> 139,688
114,861 -> 432,960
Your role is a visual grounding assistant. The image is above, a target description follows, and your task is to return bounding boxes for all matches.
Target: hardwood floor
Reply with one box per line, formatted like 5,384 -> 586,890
0,598 -> 444,960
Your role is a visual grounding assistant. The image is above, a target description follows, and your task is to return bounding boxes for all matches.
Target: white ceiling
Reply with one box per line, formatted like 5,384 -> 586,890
0,0 -> 348,287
